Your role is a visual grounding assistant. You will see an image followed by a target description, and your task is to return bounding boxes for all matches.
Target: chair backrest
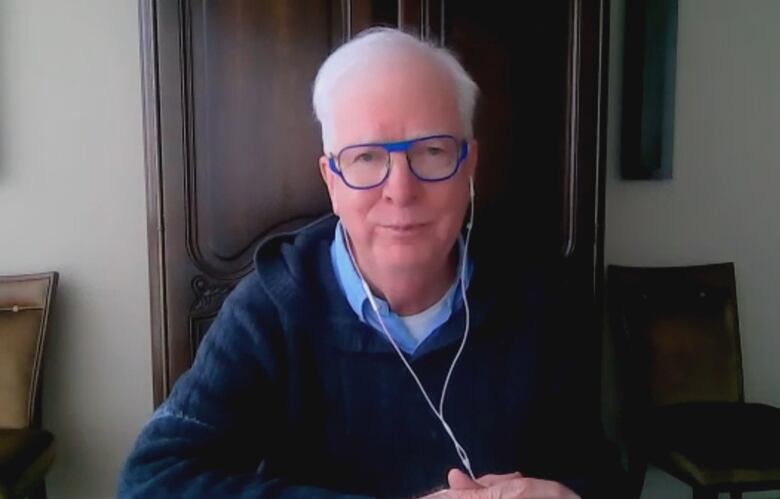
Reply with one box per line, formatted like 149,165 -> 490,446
608,263 -> 743,409
0,272 -> 58,429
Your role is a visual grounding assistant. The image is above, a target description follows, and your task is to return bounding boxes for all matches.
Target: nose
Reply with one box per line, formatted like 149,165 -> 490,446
381,152 -> 421,205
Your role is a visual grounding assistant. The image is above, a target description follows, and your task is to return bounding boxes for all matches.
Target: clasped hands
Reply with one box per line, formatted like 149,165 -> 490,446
420,469 -> 580,499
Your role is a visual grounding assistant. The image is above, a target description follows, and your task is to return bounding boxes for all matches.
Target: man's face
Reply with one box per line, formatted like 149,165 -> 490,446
319,52 -> 477,275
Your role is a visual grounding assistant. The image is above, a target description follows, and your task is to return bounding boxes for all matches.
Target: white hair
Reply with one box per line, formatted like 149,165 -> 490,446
312,27 -> 480,151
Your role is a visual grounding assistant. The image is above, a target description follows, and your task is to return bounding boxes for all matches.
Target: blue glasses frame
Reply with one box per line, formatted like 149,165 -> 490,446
328,134 -> 469,190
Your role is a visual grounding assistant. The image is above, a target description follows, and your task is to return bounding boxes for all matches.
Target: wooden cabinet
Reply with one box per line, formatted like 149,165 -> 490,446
138,0 -> 610,406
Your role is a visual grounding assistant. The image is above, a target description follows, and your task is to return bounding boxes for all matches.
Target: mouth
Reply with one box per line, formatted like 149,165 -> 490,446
378,223 -> 428,235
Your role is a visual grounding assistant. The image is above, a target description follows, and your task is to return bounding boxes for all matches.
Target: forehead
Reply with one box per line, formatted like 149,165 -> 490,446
329,52 -> 462,147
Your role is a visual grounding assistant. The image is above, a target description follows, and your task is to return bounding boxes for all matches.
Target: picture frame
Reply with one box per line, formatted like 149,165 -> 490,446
620,0 -> 679,180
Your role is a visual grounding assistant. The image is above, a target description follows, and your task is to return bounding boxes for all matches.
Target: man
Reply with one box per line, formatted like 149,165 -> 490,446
118,28 -> 623,498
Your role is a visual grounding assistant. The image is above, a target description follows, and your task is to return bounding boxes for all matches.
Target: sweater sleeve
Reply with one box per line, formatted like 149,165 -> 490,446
116,281 -> 374,499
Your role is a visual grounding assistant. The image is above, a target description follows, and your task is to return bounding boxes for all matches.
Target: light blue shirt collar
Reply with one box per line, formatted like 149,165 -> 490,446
330,220 -> 473,353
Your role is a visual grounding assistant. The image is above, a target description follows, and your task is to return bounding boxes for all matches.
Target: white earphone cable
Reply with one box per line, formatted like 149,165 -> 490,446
343,177 -> 477,479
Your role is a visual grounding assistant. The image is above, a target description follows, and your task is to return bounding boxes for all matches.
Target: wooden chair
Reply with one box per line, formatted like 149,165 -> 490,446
608,263 -> 780,499
0,272 -> 58,499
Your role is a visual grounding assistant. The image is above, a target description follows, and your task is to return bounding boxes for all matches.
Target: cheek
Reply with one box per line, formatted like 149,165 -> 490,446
333,183 -> 368,214
430,188 -> 469,227
335,189 -> 381,235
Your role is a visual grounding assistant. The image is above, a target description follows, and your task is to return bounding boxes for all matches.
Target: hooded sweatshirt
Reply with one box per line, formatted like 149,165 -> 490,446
117,215 -> 624,498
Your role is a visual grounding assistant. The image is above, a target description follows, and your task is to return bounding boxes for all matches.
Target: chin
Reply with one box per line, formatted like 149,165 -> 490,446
377,248 -> 435,272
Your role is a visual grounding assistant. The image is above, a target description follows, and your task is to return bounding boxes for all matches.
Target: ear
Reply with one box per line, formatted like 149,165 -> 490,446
465,139 -> 479,178
319,155 -> 339,215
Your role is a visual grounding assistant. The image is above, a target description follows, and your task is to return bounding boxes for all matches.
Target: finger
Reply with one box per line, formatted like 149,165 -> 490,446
490,478 -> 528,498
424,490 -> 457,498
502,478 -> 580,499
475,472 -> 523,487
447,468 -> 484,490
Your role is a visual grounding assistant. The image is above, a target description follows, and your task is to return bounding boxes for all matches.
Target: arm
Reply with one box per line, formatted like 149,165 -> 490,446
117,282 -> 373,499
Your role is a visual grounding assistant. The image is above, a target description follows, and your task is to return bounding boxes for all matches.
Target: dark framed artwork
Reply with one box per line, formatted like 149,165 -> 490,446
620,0 -> 678,179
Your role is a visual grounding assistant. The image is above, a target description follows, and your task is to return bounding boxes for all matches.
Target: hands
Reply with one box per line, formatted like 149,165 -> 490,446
419,469 -> 581,499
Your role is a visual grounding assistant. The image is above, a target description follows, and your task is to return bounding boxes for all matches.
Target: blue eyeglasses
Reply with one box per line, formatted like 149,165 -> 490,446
328,134 -> 468,190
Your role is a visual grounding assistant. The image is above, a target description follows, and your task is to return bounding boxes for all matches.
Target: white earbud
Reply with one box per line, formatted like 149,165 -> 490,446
466,176 -> 475,231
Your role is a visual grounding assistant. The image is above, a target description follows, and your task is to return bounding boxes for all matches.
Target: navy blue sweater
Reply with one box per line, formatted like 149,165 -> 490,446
118,216 -> 624,498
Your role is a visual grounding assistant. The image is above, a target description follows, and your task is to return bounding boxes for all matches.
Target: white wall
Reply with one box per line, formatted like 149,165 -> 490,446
606,0 -> 780,498
0,2 -> 152,498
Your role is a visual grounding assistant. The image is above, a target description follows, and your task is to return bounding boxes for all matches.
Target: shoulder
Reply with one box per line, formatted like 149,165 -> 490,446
211,214 -> 339,336
251,214 -> 337,287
